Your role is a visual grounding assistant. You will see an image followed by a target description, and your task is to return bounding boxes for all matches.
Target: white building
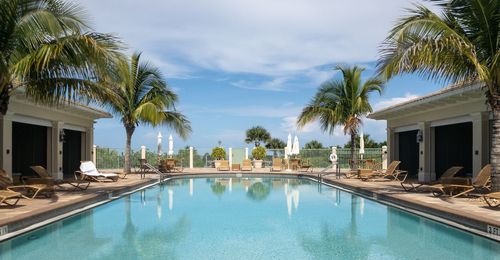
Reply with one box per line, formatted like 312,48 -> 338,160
368,82 -> 490,182
0,91 -> 111,181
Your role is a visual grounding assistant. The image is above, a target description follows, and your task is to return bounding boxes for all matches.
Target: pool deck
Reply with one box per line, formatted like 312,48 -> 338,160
0,168 -> 499,241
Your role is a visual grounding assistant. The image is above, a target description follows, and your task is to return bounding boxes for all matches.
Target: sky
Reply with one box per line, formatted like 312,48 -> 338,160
79,0 -> 447,153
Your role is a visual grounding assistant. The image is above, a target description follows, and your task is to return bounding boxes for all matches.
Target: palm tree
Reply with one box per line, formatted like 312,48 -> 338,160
304,140 -> 324,149
265,138 -> 286,149
245,126 -> 271,147
377,0 -> 500,190
0,0 -> 121,115
297,65 -> 384,168
103,53 -> 191,174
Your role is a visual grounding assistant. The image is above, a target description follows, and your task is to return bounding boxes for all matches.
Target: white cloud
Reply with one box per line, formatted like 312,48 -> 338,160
372,93 -> 420,111
231,77 -> 289,91
77,0 -> 438,80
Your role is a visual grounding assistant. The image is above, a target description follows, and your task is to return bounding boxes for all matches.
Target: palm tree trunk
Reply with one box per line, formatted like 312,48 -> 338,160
350,133 -> 356,170
124,125 -> 136,174
0,84 -> 12,115
491,104 -> 500,192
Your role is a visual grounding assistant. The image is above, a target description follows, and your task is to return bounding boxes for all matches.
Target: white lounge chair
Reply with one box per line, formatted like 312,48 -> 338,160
77,161 -> 119,182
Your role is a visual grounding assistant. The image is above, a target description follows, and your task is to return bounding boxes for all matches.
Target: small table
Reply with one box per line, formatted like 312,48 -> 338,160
290,159 -> 301,171
232,164 -> 241,171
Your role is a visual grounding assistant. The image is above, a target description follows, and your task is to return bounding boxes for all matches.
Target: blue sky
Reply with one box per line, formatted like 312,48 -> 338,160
79,0 -> 446,153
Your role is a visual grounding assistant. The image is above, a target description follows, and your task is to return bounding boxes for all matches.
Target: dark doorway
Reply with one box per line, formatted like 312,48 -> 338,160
63,129 -> 82,178
398,130 -> 419,178
12,122 -> 48,177
435,122 -> 472,178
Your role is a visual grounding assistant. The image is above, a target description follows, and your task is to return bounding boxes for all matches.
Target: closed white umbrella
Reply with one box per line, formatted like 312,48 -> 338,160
285,133 -> 292,159
157,132 -> 163,156
168,134 -> 174,157
292,135 -> 300,155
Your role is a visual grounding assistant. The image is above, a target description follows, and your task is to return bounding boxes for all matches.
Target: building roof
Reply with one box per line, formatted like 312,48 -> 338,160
368,82 -> 486,120
12,92 -> 112,120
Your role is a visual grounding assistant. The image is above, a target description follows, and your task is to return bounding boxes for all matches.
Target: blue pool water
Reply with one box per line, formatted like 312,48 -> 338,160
0,177 -> 499,259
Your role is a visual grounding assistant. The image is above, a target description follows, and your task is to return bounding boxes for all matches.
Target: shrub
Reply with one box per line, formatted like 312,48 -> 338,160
211,147 -> 226,160
252,146 -> 266,160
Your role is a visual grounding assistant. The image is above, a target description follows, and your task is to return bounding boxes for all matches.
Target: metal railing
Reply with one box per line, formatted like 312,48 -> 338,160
95,146 -> 384,170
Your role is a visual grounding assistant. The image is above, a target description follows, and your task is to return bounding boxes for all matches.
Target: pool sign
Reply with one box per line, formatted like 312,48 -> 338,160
0,225 -> 7,236
486,225 -> 499,239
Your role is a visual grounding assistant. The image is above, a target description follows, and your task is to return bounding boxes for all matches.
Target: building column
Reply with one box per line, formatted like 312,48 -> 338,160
51,121 -> 64,179
386,127 -> 395,163
0,113 -> 13,178
471,112 -> 489,177
418,122 -> 432,182
85,126 -> 94,161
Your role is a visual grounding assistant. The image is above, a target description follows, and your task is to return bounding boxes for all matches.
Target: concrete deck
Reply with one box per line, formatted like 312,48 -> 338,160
0,168 -> 499,241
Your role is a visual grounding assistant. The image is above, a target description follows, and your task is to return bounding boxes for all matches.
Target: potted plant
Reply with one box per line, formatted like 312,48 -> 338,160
211,147 -> 226,168
252,146 -> 266,168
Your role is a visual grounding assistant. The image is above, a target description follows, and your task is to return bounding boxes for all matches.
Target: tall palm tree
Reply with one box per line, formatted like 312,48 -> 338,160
245,126 -> 271,147
377,0 -> 500,190
297,65 -> 384,168
103,53 -> 191,174
0,0 -> 121,114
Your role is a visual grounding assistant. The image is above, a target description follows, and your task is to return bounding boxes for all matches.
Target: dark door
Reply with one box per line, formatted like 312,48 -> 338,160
63,129 -> 82,178
12,122 -> 48,177
435,122 -> 472,178
398,130 -> 419,178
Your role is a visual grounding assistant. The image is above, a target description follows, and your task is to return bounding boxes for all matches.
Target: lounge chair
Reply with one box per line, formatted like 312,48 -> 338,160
241,159 -> 253,171
298,159 -> 313,173
431,164 -> 491,198
400,166 -> 463,192
29,166 -> 91,191
166,158 -> 183,173
217,160 -> 230,171
0,170 -> 54,198
77,161 -> 119,182
482,192 -> 500,208
361,161 -> 403,181
0,190 -> 22,207
271,158 -> 284,172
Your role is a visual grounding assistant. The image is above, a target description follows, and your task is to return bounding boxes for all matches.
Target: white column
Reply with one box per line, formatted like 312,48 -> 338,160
331,146 -> 337,171
140,145 -> 146,159
471,112 -> 489,177
418,122 -> 431,182
85,126 -> 94,161
92,145 -> 97,163
387,127 -> 396,163
245,147 -> 249,160
189,146 -> 193,169
0,113 -> 13,178
382,145 -> 388,170
52,121 -> 64,180
229,147 -> 233,170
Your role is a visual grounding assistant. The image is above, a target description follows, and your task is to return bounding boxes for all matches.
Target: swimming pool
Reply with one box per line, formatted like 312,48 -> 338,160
1,177 -> 498,259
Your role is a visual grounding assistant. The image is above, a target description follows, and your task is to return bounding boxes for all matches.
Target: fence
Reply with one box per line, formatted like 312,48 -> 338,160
262,148 -> 384,169
95,146 -> 385,170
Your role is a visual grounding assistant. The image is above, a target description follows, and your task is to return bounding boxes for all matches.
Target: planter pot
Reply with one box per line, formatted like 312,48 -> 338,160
253,160 -> 263,168
214,160 -> 222,168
